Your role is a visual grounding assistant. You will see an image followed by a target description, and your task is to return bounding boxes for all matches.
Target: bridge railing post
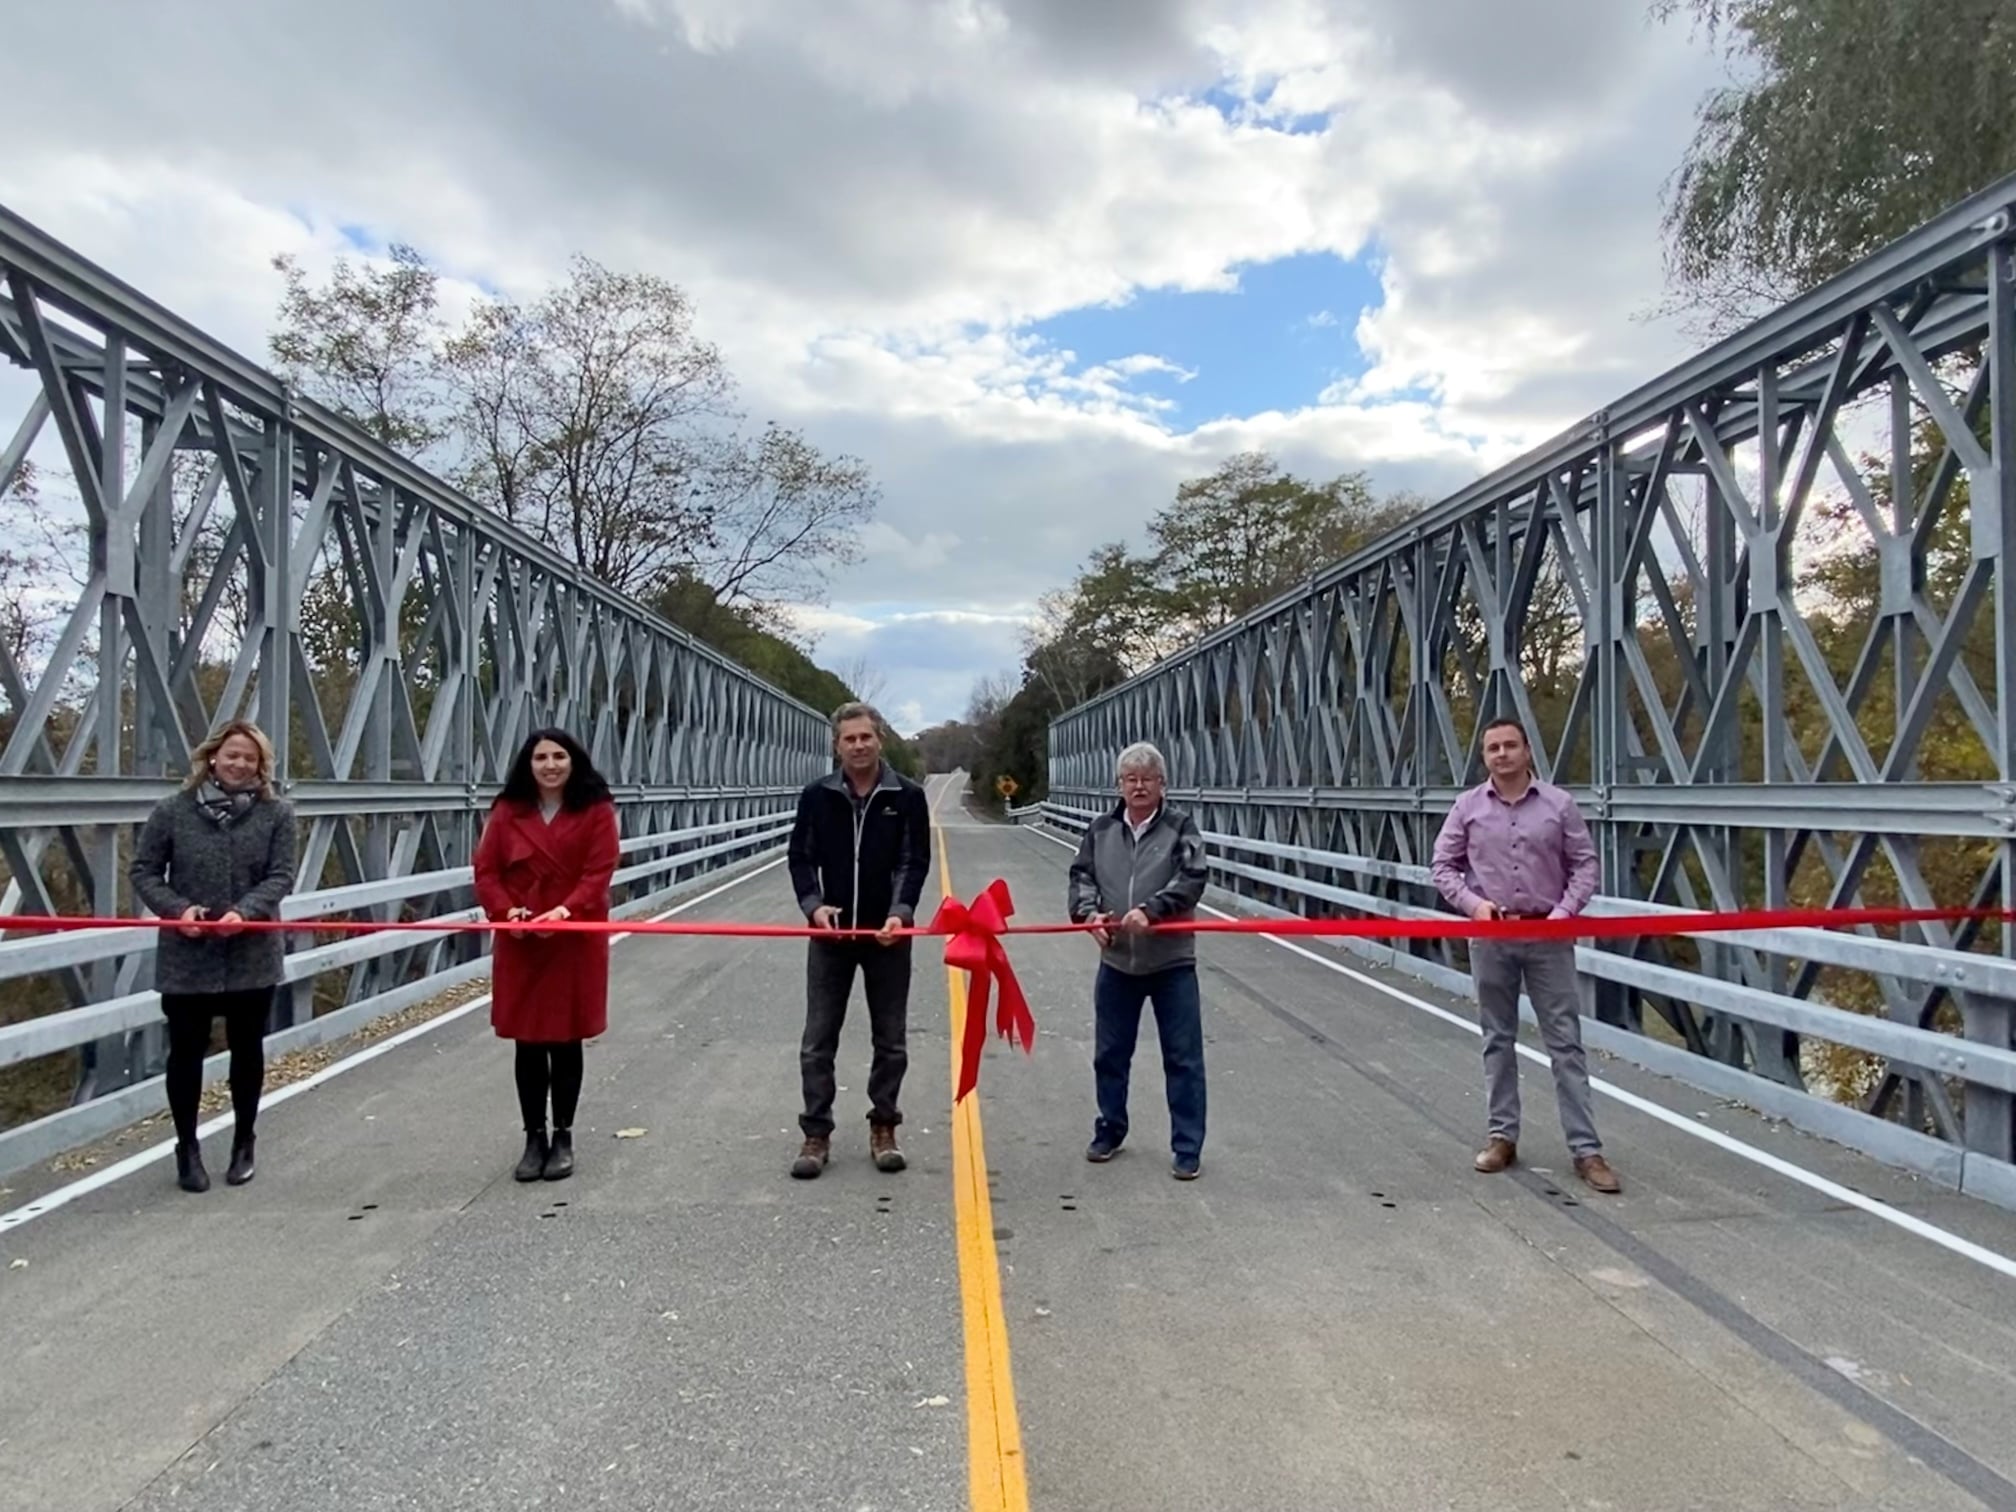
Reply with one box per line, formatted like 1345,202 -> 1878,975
1979,229 -> 2016,1167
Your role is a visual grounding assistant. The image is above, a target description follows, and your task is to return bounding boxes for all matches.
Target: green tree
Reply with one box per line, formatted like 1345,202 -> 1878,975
1150,452 -> 1409,635
651,575 -> 919,777
1656,0 -> 2016,325
968,674 -> 1068,811
1005,450 -> 1421,798
1025,452 -> 1414,699
1022,543 -> 1172,706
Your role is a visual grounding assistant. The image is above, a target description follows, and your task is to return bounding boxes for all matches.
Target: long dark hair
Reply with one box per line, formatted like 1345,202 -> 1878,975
496,727 -> 612,811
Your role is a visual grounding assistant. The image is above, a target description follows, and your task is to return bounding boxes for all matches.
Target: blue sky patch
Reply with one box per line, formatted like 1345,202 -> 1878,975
1025,249 -> 1383,427
1194,83 -> 1332,137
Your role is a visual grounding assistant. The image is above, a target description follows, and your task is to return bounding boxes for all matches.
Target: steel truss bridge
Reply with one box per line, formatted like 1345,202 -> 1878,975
4,176 -> 2016,1216
4,166 -> 2016,1512
0,206 -> 830,1175
1040,171 -> 2016,1209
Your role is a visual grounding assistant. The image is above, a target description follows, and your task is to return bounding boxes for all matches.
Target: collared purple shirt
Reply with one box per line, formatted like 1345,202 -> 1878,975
1431,778 -> 1599,920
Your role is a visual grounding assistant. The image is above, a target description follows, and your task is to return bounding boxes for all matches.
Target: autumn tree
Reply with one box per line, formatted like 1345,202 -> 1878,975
690,424 -> 878,622
445,257 -> 733,598
0,462 -> 64,675
269,243 -> 883,652
269,244 -> 448,453
912,719 -> 986,774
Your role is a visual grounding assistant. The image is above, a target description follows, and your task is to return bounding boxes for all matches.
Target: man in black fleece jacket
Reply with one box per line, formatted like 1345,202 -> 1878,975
787,702 -> 930,1179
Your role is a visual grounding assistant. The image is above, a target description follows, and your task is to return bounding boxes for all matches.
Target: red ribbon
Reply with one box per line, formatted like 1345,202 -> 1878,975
6,893 -> 2012,1107
8,900 -> 2009,942
927,881 -> 1038,1104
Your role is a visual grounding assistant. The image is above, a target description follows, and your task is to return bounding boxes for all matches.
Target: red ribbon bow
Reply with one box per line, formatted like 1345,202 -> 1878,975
930,879 -> 1037,1102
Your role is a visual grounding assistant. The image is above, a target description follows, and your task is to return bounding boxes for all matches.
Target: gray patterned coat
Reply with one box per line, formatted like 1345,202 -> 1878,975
130,789 -> 297,995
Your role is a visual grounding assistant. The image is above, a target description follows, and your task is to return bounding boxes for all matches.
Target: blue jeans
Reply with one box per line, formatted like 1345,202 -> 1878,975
1093,962 -> 1206,1161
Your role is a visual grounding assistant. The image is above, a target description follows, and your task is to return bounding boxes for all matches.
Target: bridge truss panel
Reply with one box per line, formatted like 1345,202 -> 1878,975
1049,174 -> 2016,1172
0,204 -> 830,1114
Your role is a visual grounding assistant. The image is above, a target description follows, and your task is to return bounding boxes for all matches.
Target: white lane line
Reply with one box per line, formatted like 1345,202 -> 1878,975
926,771 -> 958,818
1019,822 -> 2016,1282
0,857 -> 787,1237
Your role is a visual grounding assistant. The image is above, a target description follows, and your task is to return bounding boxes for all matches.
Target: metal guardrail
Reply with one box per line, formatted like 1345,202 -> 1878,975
1014,799 -> 2016,1210
0,807 -> 791,1177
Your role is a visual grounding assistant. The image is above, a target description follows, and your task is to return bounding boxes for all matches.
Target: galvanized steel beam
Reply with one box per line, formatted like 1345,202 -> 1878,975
0,205 -> 831,1122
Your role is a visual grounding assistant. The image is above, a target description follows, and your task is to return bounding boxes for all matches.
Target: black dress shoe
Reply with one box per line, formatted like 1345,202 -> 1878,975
225,1134 -> 256,1187
514,1131 -> 549,1182
176,1140 -> 211,1194
542,1129 -> 575,1181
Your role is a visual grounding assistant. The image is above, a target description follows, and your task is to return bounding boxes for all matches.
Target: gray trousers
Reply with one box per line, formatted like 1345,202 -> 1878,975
1471,940 -> 1602,1157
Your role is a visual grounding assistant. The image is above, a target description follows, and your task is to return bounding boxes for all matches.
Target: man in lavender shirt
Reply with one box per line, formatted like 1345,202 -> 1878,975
1431,716 -> 1621,1195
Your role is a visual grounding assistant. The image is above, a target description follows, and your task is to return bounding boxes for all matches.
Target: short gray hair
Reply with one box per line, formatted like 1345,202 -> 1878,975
830,701 -> 884,735
1114,741 -> 1166,781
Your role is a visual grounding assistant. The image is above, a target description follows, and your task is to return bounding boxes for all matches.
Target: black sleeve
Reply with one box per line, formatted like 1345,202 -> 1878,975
889,786 -> 930,923
787,787 -> 824,919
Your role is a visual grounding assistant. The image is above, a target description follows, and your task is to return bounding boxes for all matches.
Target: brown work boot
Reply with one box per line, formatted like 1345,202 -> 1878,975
869,1122 -> 906,1173
791,1135 -> 830,1180
1473,1137 -> 1517,1174
1575,1153 -> 1622,1194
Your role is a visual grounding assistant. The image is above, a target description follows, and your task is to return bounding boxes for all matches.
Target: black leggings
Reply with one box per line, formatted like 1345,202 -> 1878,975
514,1041 -> 584,1133
162,988 -> 272,1146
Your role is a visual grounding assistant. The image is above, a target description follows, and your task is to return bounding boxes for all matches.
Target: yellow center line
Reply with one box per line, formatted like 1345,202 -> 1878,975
934,802 -> 1029,1512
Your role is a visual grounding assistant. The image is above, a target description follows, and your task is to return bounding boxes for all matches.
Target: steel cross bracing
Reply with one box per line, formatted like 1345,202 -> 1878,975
0,204 -> 829,1129
1046,173 -> 2016,1198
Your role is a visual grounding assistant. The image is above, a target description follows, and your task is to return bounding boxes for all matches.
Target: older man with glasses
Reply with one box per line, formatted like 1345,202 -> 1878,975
1066,742 -> 1211,1179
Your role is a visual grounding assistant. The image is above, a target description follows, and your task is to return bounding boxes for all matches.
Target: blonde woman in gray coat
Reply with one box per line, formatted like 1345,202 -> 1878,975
130,720 -> 296,1193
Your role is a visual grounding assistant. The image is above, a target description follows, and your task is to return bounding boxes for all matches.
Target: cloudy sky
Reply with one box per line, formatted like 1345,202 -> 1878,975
6,0 -> 1727,732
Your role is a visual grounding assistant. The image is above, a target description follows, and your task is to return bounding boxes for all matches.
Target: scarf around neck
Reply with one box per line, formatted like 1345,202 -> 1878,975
196,778 -> 257,825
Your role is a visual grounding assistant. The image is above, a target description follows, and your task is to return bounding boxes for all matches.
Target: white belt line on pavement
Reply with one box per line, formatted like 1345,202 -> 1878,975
1019,821 -> 2016,1282
0,857 -> 788,1237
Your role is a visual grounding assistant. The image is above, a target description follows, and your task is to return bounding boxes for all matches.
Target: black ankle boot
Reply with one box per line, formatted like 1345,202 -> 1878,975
226,1133 -> 256,1187
542,1128 -> 575,1181
175,1140 -> 210,1194
514,1130 -> 549,1182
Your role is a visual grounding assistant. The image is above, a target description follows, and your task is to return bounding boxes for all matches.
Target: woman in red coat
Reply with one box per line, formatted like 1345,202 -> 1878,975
474,727 -> 621,1183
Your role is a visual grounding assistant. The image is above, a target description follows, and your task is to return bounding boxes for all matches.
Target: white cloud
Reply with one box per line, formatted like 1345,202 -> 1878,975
781,605 -> 880,640
2,0 -> 1727,724
888,608 -> 1033,627
1103,354 -> 1198,386
859,520 -> 961,573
